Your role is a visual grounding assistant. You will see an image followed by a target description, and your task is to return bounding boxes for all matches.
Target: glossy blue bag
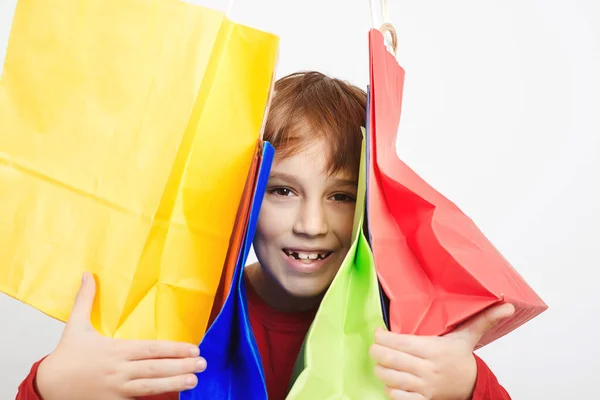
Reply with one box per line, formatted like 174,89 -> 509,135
181,142 -> 274,400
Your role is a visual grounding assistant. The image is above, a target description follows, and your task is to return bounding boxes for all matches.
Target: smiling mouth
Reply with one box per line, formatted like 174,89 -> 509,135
283,249 -> 333,261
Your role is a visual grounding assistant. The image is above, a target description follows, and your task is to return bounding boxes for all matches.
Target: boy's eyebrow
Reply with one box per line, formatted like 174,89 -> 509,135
331,178 -> 359,187
268,172 -> 300,184
268,172 -> 358,187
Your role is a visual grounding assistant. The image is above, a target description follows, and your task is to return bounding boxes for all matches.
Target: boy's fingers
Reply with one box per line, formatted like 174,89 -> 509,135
448,303 -> 515,348
374,365 -> 424,393
385,387 -> 427,400
374,328 -> 433,359
126,357 -> 207,379
123,374 -> 199,397
66,272 -> 96,330
124,340 -> 200,361
369,344 -> 428,377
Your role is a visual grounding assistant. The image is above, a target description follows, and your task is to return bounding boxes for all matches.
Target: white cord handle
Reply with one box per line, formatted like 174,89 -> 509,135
369,0 -> 390,28
226,0 -> 235,17
369,0 -> 397,56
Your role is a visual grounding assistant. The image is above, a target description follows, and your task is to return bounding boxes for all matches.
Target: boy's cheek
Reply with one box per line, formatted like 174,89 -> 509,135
258,201 -> 297,233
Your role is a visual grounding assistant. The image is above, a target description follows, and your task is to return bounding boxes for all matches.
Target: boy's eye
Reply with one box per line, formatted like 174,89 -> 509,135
330,193 -> 356,203
270,187 -> 295,197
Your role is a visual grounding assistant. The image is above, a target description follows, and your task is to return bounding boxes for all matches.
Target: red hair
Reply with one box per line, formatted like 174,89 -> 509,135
263,71 -> 367,177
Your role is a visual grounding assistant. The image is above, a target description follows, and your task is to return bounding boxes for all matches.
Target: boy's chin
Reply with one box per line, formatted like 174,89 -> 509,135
283,277 -> 331,299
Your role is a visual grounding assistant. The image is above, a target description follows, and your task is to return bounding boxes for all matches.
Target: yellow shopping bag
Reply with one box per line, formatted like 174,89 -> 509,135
0,0 -> 278,343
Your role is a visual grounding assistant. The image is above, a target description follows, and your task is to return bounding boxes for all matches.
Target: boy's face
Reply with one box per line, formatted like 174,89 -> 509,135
253,138 -> 358,300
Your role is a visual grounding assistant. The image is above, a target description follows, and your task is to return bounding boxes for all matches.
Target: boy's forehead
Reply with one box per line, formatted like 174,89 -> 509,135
270,141 -> 358,184
269,167 -> 357,184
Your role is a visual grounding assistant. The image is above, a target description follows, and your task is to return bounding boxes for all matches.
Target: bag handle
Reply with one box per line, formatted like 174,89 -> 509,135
369,0 -> 398,56
226,0 -> 236,17
369,0 -> 390,28
379,22 -> 398,56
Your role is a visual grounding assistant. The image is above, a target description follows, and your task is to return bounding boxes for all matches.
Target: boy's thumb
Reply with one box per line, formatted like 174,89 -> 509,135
448,303 -> 515,349
67,272 -> 96,329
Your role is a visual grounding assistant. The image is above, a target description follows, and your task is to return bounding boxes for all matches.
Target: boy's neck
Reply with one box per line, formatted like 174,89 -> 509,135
244,263 -> 323,313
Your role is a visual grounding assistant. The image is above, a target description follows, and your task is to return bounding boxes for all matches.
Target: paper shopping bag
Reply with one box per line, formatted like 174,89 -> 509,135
208,142 -> 262,327
0,0 -> 279,343
365,86 -> 392,330
367,27 -> 547,347
208,73 -> 276,327
181,142 -> 274,400
286,130 -> 387,399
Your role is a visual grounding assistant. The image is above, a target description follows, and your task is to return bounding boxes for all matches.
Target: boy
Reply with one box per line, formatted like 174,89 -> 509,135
16,71 -> 514,400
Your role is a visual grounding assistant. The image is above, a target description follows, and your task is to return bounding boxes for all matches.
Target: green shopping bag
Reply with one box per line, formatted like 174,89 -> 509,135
286,128 -> 387,399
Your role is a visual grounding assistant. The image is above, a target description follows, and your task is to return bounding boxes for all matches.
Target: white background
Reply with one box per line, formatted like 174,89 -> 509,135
1,0 -> 599,398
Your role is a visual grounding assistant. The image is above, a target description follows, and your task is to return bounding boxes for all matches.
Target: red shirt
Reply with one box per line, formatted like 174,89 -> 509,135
244,275 -> 317,400
16,281 -> 511,400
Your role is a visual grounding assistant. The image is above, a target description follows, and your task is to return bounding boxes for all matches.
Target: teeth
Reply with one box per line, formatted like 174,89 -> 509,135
297,252 -> 319,260
284,250 -> 330,261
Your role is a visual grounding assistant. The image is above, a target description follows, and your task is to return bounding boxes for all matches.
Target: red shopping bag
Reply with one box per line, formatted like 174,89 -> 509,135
367,27 -> 547,347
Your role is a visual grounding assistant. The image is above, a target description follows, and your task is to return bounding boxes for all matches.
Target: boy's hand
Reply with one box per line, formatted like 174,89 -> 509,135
369,303 -> 515,400
36,272 -> 206,400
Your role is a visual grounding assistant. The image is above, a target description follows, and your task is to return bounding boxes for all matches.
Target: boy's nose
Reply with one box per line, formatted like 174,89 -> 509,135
293,200 -> 328,237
